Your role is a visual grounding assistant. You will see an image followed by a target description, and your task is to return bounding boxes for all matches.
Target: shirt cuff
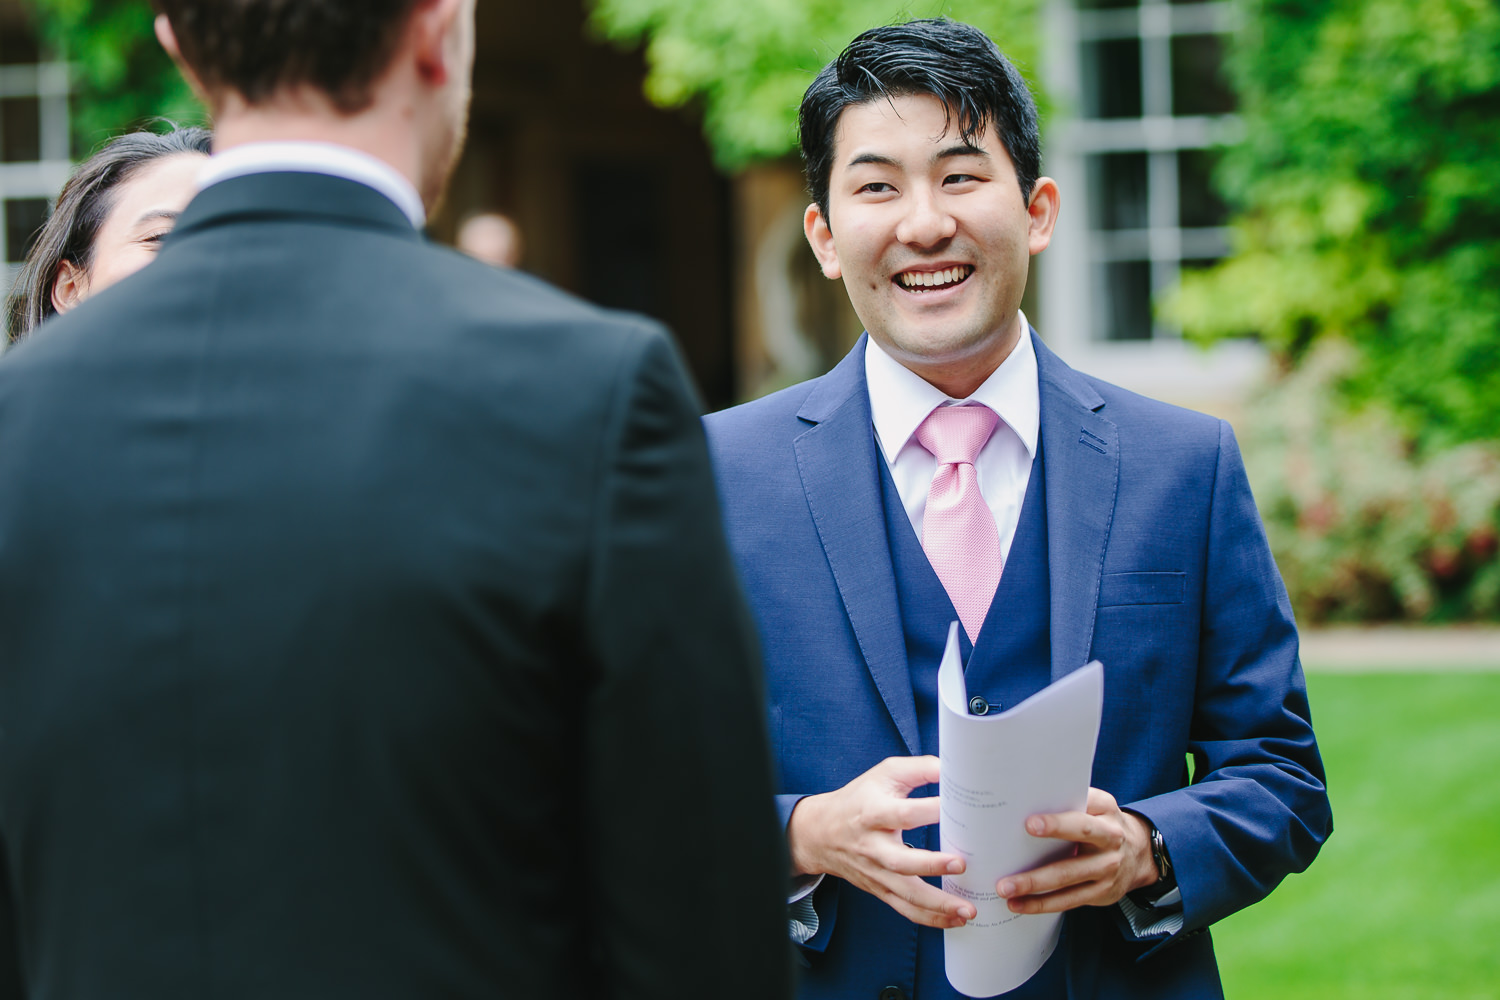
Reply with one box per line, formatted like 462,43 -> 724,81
788,873 -> 823,905
1117,887 -> 1184,939
789,889 -> 821,944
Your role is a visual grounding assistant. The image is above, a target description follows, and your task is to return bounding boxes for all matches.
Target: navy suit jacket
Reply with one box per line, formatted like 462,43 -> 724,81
704,331 -> 1331,1000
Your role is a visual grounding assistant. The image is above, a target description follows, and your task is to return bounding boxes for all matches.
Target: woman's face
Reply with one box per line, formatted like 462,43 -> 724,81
52,151 -> 208,313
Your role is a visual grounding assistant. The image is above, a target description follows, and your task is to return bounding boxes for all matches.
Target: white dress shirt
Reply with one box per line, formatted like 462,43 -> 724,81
196,141 -> 427,229
865,315 -> 1040,562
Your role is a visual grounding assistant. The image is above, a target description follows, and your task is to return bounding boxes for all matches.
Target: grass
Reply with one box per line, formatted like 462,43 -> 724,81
1214,670 -> 1500,999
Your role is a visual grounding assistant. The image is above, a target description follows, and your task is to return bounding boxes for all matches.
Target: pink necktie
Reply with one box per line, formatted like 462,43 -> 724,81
915,404 -> 1002,644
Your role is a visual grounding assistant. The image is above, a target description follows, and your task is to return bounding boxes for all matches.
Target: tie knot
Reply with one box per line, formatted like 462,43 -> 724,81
915,404 -> 999,466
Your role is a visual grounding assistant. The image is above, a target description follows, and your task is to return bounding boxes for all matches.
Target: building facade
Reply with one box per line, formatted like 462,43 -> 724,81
3,0 -> 1261,415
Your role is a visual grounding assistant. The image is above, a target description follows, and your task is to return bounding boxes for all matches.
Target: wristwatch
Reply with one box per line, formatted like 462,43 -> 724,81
1126,818 -> 1177,909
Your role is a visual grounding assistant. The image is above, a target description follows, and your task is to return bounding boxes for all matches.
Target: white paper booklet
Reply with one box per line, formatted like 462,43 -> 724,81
937,621 -> 1104,997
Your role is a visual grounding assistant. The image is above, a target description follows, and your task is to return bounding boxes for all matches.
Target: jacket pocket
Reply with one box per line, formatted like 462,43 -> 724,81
1098,571 -> 1186,607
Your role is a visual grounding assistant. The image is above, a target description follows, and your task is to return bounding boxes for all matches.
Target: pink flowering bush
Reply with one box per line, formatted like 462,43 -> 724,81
1243,341 -> 1500,622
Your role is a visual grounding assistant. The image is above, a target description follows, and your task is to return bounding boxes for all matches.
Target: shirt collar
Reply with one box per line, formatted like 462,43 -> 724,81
865,312 -> 1041,463
196,141 -> 427,229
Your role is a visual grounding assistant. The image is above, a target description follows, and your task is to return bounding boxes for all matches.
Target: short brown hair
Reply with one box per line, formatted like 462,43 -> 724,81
153,0 -> 424,112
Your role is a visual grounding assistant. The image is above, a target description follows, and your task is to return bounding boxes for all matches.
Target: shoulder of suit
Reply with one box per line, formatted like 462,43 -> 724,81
704,373 -> 825,435
1071,369 -> 1223,433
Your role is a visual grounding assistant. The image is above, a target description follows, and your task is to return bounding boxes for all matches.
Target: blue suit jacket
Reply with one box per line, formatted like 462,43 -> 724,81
704,331 -> 1331,1000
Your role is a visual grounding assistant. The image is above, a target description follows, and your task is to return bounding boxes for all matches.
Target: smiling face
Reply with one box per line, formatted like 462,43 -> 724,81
51,151 -> 207,314
804,93 -> 1059,397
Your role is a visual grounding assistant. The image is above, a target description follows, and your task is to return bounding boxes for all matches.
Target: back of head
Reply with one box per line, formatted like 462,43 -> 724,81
153,0 -> 423,110
798,18 -> 1041,218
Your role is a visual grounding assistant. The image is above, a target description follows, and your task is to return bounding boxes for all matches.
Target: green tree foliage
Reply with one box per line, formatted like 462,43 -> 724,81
25,0 -> 201,154
1165,0 -> 1500,451
587,0 -> 1042,169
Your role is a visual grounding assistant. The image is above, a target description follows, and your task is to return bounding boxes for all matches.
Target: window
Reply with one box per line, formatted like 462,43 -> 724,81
1,6 -> 70,338
1046,0 -> 1239,344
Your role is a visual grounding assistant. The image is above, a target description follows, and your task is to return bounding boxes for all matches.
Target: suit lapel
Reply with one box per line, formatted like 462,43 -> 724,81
794,336 -> 921,755
1035,331 -> 1120,682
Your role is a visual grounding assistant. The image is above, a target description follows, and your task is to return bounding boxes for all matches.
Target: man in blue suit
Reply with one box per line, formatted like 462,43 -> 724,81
705,19 -> 1331,1000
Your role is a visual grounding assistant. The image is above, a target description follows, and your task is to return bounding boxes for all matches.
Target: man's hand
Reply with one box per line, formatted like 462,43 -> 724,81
787,756 -> 977,929
997,788 -> 1158,914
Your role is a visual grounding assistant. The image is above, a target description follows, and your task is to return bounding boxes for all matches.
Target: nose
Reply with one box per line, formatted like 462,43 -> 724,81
895,189 -> 956,247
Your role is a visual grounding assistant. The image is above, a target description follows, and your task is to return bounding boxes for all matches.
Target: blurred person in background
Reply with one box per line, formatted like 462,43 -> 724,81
5,126 -> 211,344
0,0 -> 790,998
456,209 -> 522,268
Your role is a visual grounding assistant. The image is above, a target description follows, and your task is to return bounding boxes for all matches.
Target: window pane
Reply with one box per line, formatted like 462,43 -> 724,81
5,198 -> 49,264
0,23 -> 41,65
1,97 -> 43,163
1080,39 -> 1142,119
1177,148 -> 1229,228
1094,259 -> 1153,341
1171,34 -> 1235,116
1087,152 -> 1149,231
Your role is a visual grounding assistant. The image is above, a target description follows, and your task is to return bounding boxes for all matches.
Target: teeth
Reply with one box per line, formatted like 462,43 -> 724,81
899,267 -> 970,289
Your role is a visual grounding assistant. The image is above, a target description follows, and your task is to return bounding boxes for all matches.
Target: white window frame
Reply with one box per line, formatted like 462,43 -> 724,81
1,48 -> 72,303
1039,0 -> 1264,406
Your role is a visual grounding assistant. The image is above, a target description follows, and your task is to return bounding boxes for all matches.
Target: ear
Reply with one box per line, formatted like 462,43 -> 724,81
411,0 -> 469,86
803,203 -> 842,280
51,260 -> 89,315
1025,177 -> 1061,256
154,14 -> 211,104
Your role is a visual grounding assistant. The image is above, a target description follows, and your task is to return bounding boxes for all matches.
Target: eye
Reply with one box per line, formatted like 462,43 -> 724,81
140,230 -> 172,245
857,181 -> 895,194
944,173 -> 981,186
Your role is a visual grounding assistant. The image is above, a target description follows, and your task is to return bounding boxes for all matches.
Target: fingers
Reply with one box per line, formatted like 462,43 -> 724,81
878,842 -> 966,879
1085,787 -> 1119,815
885,793 -> 942,832
865,874 -> 977,928
873,754 -> 942,795
1000,789 -> 1153,913
997,851 -> 1117,905
790,756 -> 980,928
1003,879 -> 1113,915
1024,807 -> 1124,850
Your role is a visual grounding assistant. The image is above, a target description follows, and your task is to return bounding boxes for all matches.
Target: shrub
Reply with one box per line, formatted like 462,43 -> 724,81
1244,341 -> 1500,622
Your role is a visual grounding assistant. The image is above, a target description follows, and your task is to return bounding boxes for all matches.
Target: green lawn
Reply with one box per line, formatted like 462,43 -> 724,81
1215,671 -> 1500,999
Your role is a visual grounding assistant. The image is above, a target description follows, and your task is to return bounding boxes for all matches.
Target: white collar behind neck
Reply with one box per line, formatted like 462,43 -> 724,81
197,141 -> 426,228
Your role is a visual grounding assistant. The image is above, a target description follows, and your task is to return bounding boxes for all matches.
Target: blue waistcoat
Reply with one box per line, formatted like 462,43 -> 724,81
879,445 -> 1068,998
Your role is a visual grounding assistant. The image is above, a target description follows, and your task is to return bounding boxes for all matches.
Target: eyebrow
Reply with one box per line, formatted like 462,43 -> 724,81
845,144 -> 992,171
935,143 -> 990,162
133,208 -> 182,227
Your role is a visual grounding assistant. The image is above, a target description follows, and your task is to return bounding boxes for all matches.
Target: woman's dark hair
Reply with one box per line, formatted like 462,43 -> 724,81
798,18 -> 1042,221
5,125 -> 212,344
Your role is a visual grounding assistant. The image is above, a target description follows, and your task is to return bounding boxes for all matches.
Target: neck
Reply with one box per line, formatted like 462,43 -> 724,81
907,316 -> 1024,399
211,87 -> 428,209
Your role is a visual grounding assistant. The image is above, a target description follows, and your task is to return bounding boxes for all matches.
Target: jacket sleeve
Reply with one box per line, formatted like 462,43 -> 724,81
1127,420 -> 1332,946
581,325 -> 793,999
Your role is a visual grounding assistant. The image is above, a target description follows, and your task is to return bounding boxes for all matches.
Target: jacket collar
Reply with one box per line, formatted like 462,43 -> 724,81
170,171 -> 423,246
791,327 -> 1120,750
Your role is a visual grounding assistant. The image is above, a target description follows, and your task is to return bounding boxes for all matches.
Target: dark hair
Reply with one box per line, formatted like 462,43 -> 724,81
798,18 -> 1042,220
153,0 -> 424,112
5,125 -> 212,344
